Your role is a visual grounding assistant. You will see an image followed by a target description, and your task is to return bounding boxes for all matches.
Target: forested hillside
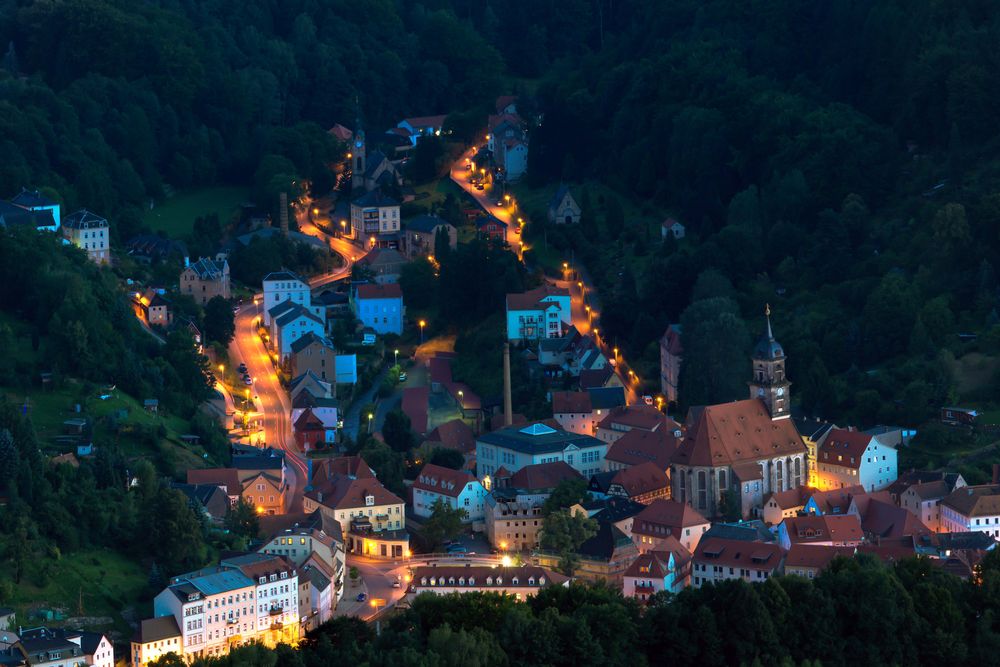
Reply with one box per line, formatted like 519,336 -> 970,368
4,0 -> 1000,430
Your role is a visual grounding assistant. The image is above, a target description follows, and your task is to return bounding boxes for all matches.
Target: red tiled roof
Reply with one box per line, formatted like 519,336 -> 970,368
506,285 -> 569,312
328,123 -> 353,141
413,463 -> 476,499
764,486 -> 813,510
941,484 -> 1000,518
187,468 -> 242,495
401,387 -> 430,435
508,461 -> 582,491
611,462 -> 670,498
672,399 -> 805,467
307,474 -> 402,510
860,498 -> 931,539
633,499 -> 709,538
856,538 -> 917,563
785,544 -> 855,571
818,428 -> 874,470
693,537 -> 784,571
552,391 -> 592,415
807,485 -> 865,514
356,283 -> 402,300
781,514 -> 863,545
605,428 -> 677,470
598,404 -> 671,432
294,408 -> 324,431
425,419 -> 476,453
661,324 -> 683,356
624,551 -> 671,579
579,367 -> 614,390
310,456 -> 375,487
428,357 -> 453,384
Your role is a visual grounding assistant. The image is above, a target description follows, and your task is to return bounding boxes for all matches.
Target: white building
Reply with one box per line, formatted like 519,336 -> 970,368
262,270 -> 313,326
815,428 -> 898,492
269,302 -> 326,363
476,422 -> 607,482
10,188 -> 60,230
351,189 -> 401,248
62,209 -> 109,264
406,565 -> 566,602
940,483 -> 1000,538
352,283 -> 404,335
900,477 -> 967,532
505,285 -> 571,342
148,554 -> 299,662
412,463 -> 488,524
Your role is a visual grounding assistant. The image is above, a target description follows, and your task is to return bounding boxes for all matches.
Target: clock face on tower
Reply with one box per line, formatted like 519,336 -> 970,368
757,387 -> 765,397
355,139 -> 363,149
777,387 -> 785,396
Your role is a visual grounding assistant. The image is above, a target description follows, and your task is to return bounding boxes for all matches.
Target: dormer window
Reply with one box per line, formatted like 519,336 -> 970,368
280,572 -> 288,579
486,577 -> 494,585
539,577 -> 546,585
421,577 -> 428,585
259,577 -> 266,585
469,577 -> 476,585
365,494 -> 375,506
459,577 -> 466,585
528,578 -> 535,585
448,577 -> 455,585
511,577 -> 519,585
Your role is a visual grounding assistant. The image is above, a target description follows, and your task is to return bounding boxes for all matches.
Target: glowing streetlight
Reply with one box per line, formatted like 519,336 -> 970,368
394,349 -> 399,366
563,262 -> 569,270
312,207 -> 319,216
500,541 -> 508,551
504,194 -> 511,204
419,319 -> 426,343
501,555 -> 512,567
218,364 -> 224,373
613,347 -> 619,359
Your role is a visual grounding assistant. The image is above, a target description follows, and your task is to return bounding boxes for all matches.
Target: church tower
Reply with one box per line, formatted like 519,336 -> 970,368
749,305 -> 791,420
351,101 -> 366,191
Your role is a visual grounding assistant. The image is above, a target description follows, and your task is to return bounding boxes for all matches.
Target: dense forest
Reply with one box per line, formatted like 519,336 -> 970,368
2,1 -> 1000,421
153,551 -> 1000,667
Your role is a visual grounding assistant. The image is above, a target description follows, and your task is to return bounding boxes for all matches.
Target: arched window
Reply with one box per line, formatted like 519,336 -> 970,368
718,469 -> 727,492
687,471 -> 694,506
678,469 -> 687,503
793,458 -> 802,487
775,459 -> 784,491
697,471 -> 708,509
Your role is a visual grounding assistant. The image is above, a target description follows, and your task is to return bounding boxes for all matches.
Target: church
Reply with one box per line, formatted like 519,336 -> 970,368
670,308 -> 808,518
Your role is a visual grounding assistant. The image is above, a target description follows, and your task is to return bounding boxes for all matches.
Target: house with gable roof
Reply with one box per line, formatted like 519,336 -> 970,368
485,461 -> 582,551
505,284 -> 571,342
351,188 -> 401,248
352,282 -> 404,335
477,422 -> 608,482
632,498 -> 711,553
691,537 -> 785,588
396,114 -> 449,146
623,542 -> 692,599
9,187 -> 60,230
815,427 -> 898,492
269,302 -> 325,363
776,514 -> 864,550
589,462 -> 671,505
180,258 -> 230,305
940,482 -> 1000,538
547,185 -> 581,225
411,463 -> 487,523
899,475 -> 967,531
402,214 -> 456,258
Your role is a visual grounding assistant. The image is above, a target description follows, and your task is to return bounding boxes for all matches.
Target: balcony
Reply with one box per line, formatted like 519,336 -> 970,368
269,606 -> 282,616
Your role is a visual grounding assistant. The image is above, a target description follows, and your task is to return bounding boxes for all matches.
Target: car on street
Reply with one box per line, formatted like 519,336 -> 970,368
398,372 -> 407,382
446,544 -> 467,554
392,580 -> 401,589
243,376 -> 253,385
238,363 -> 248,374
476,184 -> 485,191
495,200 -> 504,207
356,593 -> 367,602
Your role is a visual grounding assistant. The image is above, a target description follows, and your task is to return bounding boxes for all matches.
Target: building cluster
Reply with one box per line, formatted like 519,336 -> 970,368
0,625 -> 114,667
181,448 -> 289,517
0,188 -> 109,264
387,312 -> 1000,605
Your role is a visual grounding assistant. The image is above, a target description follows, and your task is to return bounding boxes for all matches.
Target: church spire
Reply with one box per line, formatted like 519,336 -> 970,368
765,303 -> 773,340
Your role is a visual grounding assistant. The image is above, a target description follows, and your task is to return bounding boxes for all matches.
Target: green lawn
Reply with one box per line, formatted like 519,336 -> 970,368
8,383 -> 210,472
143,186 -> 248,237
9,547 -> 148,638
413,178 -> 462,208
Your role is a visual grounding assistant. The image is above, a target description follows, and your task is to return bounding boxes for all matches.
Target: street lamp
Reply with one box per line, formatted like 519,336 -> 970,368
419,319 -> 426,343
504,194 -> 511,204
312,207 -> 319,216
394,349 -> 399,366
218,364 -> 224,374
613,347 -> 619,359
368,413 -> 374,432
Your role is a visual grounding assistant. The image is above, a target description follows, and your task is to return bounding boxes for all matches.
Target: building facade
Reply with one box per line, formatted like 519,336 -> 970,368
412,463 -> 488,524
352,283 -> 404,335
351,189 -> 401,248
659,323 -> 683,405
815,428 -> 898,492
477,422 -> 607,482
505,285 -> 571,342
181,258 -> 231,306
62,209 -> 109,264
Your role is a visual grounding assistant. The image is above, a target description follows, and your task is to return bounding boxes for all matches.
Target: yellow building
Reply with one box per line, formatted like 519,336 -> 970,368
794,417 -> 832,489
131,617 -> 182,667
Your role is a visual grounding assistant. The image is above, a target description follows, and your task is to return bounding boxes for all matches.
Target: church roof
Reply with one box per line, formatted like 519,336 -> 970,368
672,399 -> 805,468
753,308 -> 784,360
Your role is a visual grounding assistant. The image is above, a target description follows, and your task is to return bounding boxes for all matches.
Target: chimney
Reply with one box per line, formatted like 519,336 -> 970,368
993,464 -> 999,486
503,343 -> 513,426
279,192 -> 289,236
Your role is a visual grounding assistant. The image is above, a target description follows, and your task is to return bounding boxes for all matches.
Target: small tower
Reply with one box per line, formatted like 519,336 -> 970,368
351,99 -> 366,191
749,304 -> 791,420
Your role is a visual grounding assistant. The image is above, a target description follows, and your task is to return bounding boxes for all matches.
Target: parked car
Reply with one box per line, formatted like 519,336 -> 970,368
392,580 -> 401,589
475,184 -> 485,191
356,593 -> 367,602
243,376 -> 253,385
238,363 -> 248,374
398,372 -> 407,382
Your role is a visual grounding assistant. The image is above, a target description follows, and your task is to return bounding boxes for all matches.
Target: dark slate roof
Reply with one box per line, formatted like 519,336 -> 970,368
62,209 -> 107,230
752,316 -> 784,360
290,331 -> 334,355
353,187 -> 398,208
590,496 -> 646,523
548,184 -> 571,210
587,386 -> 626,410
406,215 -> 451,233
263,269 -> 307,283
702,520 -> 776,543
0,201 -> 54,229
477,422 -> 602,455
10,188 -> 57,208
793,415 -> 834,442
577,522 -> 633,561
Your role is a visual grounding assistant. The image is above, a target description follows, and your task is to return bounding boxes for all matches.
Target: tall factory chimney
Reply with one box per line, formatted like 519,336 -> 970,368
279,192 -> 289,236
503,343 -> 513,426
